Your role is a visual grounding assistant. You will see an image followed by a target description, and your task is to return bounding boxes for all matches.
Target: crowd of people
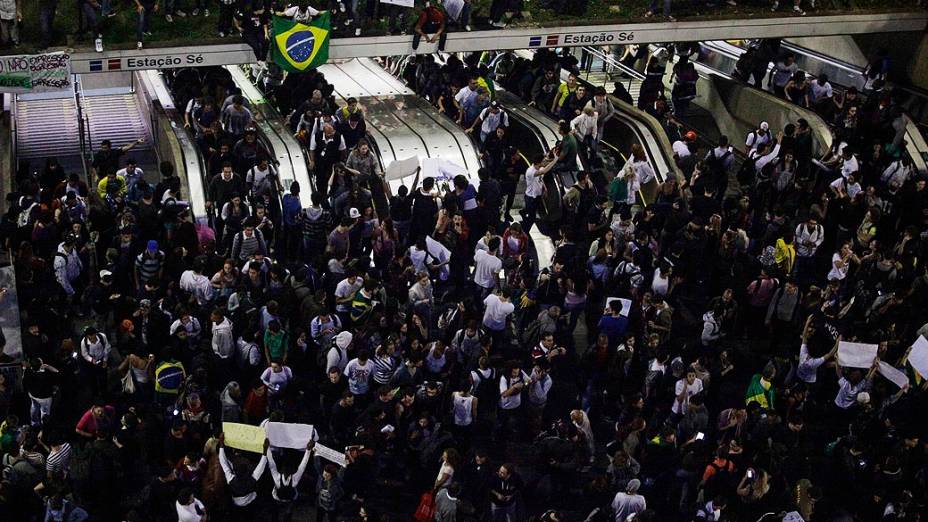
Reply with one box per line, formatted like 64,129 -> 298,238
1,25 -> 928,522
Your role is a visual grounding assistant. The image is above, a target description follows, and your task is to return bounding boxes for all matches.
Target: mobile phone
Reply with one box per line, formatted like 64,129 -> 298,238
746,469 -> 755,479
695,432 -> 705,440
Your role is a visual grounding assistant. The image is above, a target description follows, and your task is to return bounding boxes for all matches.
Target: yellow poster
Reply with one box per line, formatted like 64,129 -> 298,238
223,422 -> 266,453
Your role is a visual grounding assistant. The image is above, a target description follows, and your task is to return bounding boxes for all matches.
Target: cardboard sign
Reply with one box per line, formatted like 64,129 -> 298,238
907,336 -> 928,378
266,422 -> 318,449
222,422 -> 266,453
837,341 -> 878,369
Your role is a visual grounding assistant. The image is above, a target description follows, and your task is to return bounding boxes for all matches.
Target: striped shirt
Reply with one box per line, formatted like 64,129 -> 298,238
46,443 -> 72,476
135,250 -> 164,283
372,354 -> 399,385
232,229 -> 266,262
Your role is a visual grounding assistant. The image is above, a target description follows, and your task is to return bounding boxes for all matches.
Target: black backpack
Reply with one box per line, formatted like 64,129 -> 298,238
276,474 -> 297,502
705,149 -> 732,180
737,155 -> 758,187
228,473 -> 257,498
701,461 -> 735,500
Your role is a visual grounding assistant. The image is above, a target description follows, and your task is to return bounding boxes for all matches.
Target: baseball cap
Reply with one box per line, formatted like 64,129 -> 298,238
684,131 -> 697,141
857,392 -> 871,405
99,269 -> 113,279
490,100 -> 500,109
349,208 -> 361,219
760,121 -> 770,131
147,240 -> 158,252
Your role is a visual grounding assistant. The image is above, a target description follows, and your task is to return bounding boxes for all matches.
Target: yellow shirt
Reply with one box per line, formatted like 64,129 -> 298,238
774,238 -> 796,274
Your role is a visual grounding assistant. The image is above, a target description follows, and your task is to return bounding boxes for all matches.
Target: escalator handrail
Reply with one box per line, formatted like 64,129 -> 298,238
581,46 -> 647,82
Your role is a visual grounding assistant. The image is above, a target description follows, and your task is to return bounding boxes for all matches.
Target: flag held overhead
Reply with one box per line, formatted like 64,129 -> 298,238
272,13 -> 331,72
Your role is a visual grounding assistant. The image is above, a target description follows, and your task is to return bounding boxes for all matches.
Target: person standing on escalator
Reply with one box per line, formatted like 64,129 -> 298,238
310,123 -> 347,203
587,87 -> 615,151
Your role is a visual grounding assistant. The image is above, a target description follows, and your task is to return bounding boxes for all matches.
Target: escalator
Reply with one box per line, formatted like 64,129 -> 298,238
225,65 -> 314,208
699,40 -> 928,174
516,48 -> 679,204
318,57 -> 482,195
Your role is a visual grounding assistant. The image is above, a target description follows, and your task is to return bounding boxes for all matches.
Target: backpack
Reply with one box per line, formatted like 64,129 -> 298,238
736,155 -> 758,187
705,149 -> 732,179
228,473 -> 257,498
276,474 -> 297,502
701,461 -> 735,500
520,318 -> 544,347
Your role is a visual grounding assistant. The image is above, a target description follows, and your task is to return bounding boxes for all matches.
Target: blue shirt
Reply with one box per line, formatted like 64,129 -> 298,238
597,314 -> 628,347
282,193 -> 301,226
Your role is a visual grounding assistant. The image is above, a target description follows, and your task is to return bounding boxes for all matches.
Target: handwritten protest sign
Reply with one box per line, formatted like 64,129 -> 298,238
837,341 -> 878,369
266,422 -> 318,449
878,362 -> 908,389
222,422 -> 266,453
0,53 -> 72,94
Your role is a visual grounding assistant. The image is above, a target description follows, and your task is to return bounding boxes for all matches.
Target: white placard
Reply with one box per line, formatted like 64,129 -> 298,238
382,0 -> 415,6
314,442 -> 347,467
384,156 -> 420,183
605,297 -> 632,318
907,335 -> 928,377
878,362 -> 908,389
420,157 -> 468,183
443,0 -> 465,20
837,341 -> 878,369
266,422 -> 318,449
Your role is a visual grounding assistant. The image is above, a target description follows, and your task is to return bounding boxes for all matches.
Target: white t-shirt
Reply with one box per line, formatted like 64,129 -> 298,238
672,377 -> 704,414
473,249 -> 502,289
797,343 -> 827,383
455,86 -> 478,107
840,155 -> 859,179
283,4 -> 320,22
344,359 -> 373,395
524,166 -> 544,198
810,81 -> 833,102
499,371 -> 529,410
482,294 -> 514,331
334,278 -> 362,312
672,140 -> 691,157
834,376 -> 868,409
479,107 -> 508,135
827,253 -> 850,281
176,499 -> 206,522
830,177 -> 862,199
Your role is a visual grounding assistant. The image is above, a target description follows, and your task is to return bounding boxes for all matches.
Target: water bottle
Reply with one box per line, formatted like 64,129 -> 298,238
94,36 -> 103,53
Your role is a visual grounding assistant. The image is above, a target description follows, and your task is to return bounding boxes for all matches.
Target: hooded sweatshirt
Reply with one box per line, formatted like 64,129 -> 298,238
220,383 -> 242,423
701,312 -> 721,346
326,331 -> 352,373
302,206 -> 332,244
212,317 -> 235,359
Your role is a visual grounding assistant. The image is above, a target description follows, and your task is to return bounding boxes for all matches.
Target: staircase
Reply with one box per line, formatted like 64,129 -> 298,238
14,97 -> 82,162
82,94 -> 153,154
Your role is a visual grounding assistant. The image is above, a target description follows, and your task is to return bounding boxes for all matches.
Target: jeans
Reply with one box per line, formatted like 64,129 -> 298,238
218,3 -> 235,33
165,0 -> 184,14
411,22 -> 447,51
82,4 -> 100,35
490,502 -> 520,522
30,395 -> 53,426
520,194 -> 539,234
40,4 -> 57,48
649,0 -> 671,15
137,6 -> 152,42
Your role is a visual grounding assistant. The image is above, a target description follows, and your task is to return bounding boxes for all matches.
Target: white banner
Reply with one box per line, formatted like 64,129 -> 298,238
382,0 -> 415,6
0,53 -> 72,93
266,422 -> 318,449
907,335 -> 928,377
605,297 -> 632,318
837,341 -> 878,369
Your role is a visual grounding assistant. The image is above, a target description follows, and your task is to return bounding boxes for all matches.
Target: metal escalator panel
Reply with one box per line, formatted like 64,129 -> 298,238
14,97 -> 82,164
320,61 -> 429,186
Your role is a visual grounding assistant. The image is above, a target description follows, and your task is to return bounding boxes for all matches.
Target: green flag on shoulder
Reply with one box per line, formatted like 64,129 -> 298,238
271,13 -> 331,73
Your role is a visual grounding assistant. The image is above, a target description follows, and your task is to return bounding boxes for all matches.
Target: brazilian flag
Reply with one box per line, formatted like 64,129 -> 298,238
271,13 -> 331,73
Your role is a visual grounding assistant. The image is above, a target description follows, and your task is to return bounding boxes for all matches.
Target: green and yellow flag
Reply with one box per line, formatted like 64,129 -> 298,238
271,13 -> 331,73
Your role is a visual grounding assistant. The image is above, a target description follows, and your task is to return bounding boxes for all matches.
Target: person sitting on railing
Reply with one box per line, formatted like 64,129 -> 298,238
412,1 -> 447,51
276,0 -> 322,23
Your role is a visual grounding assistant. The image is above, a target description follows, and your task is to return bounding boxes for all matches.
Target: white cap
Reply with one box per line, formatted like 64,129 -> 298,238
760,121 -> 770,131
856,391 -> 871,405
99,270 -> 113,279
349,207 -> 361,219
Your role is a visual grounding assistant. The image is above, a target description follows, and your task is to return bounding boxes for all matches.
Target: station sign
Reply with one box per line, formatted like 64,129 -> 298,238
72,44 -> 257,74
